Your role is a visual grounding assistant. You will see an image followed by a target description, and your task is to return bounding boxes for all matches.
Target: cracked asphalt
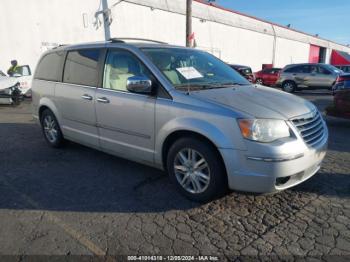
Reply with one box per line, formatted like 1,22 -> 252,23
0,91 -> 349,260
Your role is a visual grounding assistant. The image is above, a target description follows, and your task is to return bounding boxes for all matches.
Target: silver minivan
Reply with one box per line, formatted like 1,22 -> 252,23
32,39 -> 328,202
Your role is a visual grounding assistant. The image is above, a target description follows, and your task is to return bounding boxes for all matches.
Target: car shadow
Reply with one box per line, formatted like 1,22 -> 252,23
0,123 -> 201,213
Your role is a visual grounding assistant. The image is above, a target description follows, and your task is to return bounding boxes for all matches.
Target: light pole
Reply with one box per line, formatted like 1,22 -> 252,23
186,0 -> 192,47
102,0 -> 111,40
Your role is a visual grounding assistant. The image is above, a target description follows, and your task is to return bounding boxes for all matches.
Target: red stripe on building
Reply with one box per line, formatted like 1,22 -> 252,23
331,50 -> 350,65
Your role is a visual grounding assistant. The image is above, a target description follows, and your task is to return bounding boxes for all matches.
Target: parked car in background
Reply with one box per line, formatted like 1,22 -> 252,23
333,89 -> 350,118
0,65 -> 32,96
327,87 -> 350,119
334,65 -> 350,73
0,79 -> 22,105
276,63 -> 343,93
332,73 -> 350,94
254,68 -> 282,86
229,64 -> 255,82
32,40 -> 328,202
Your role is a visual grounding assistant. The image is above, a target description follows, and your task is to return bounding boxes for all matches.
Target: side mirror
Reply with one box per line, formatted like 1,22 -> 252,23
12,73 -> 22,78
126,76 -> 152,94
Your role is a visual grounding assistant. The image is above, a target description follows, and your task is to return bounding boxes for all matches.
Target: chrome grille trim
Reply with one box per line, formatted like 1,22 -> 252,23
291,110 -> 325,147
302,124 -> 323,139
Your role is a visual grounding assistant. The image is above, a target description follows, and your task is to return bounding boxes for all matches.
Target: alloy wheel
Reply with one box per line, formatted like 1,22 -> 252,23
173,148 -> 211,194
43,115 -> 58,143
283,82 -> 295,92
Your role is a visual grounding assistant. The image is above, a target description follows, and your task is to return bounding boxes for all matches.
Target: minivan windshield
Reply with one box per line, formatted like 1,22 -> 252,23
141,48 -> 250,90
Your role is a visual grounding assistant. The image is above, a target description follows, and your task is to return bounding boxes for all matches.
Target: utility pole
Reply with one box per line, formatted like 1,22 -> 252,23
186,0 -> 192,47
102,0 -> 111,40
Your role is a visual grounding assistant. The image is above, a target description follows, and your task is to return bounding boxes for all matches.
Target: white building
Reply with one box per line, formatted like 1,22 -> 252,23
1,0 -> 350,73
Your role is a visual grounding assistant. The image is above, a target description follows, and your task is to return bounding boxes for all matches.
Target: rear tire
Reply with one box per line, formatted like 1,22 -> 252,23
40,109 -> 64,148
166,137 -> 227,202
255,78 -> 264,85
282,81 -> 296,93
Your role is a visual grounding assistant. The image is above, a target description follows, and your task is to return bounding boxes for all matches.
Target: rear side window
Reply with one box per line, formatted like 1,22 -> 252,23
284,66 -> 299,73
63,49 -> 101,87
318,66 -> 332,75
34,51 -> 65,81
285,65 -> 310,73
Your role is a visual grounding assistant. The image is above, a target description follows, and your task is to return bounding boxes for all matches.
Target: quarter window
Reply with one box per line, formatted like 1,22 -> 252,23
63,49 -> 101,87
34,51 -> 65,81
284,66 -> 299,73
285,65 -> 310,73
103,50 -> 153,92
318,66 -> 332,75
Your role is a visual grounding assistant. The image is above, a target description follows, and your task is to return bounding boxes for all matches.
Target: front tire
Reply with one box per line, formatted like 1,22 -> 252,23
166,137 -> 227,202
282,81 -> 296,93
40,109 -> 64,148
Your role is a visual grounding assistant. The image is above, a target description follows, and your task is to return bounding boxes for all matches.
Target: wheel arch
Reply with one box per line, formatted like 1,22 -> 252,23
156,117 -> 239,169
162,130 -> 227,170
38,98 -> 61,124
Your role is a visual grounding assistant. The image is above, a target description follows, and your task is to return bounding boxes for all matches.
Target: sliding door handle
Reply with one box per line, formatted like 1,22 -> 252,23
97,97 -> 110,103
81,94 -> 93,101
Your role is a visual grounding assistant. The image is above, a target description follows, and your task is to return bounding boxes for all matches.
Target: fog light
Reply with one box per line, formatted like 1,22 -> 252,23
276,176 -> 290,186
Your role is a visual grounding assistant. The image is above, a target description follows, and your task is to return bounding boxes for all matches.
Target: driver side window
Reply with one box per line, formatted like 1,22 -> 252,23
103,50 -> 152,92
318,66 -> 331,75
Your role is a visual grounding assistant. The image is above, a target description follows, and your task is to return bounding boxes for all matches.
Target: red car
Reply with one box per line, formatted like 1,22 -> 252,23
254,68 -> 282,86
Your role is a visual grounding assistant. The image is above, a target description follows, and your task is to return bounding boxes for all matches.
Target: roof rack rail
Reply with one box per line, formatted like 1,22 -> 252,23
52,44 -> 67,49
109,38 -> 168,44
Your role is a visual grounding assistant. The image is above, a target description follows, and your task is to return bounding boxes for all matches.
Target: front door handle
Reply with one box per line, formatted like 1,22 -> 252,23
97,97 -> 110,103
81,94 -> 93,101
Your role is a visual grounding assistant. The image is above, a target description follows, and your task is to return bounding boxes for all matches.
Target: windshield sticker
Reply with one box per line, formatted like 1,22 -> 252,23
176,67 -> 203,79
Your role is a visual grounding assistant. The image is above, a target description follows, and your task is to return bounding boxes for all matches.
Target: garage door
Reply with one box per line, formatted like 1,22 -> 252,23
309,45 -> 320,63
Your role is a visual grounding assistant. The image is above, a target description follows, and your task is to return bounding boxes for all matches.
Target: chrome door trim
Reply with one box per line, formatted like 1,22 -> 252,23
62,82 -> 97,90
96,123 -> 151,139
97,87 -> 157,99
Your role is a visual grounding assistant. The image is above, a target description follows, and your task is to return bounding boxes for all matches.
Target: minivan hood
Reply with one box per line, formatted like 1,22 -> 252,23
190,85 -> 316,119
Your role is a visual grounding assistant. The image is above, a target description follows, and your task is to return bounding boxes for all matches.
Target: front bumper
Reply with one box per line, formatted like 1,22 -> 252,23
220,129 -> 328,193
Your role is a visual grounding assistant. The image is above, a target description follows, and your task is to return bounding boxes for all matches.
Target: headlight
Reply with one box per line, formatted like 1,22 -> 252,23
238,119 -> 291,143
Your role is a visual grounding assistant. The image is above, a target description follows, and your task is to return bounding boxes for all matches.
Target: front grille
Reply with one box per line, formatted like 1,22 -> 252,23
291,110 -> 325,147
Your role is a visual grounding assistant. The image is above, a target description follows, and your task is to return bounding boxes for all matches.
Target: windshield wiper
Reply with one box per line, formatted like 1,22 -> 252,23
211,82 -> 250,87
175,83 -> 217,91
174,82 -> 250,93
